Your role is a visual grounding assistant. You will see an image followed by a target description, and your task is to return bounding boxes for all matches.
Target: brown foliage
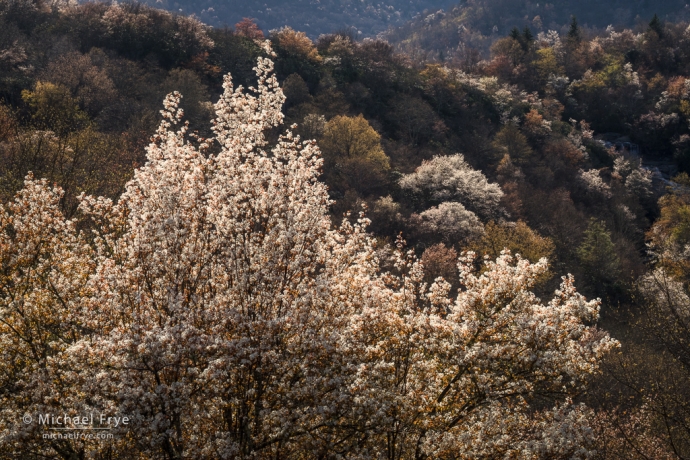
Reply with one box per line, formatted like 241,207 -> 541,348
647,191 -> 690,283
421,243 -> 458,289
272,27 -> 321,62
234,18 -> 264,40
40,51 -> 117,117
543,138 -> 587,169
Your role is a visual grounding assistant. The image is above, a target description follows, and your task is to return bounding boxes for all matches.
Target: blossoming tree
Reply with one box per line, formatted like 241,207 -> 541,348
0,43 -> 617,459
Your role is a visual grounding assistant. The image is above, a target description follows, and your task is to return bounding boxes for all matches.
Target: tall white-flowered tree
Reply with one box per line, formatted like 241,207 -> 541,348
0,44 -> 617,459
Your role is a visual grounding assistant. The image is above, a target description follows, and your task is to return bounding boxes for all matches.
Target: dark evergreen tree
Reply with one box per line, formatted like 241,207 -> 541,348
649,13 -> 664,38
518,27 -> 533,51
522,27 -> 533,43
510,27 -> 521,41
567,15 -> 581,42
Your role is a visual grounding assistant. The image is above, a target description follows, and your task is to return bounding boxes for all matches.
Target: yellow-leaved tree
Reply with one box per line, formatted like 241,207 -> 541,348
319,113 -> 390,195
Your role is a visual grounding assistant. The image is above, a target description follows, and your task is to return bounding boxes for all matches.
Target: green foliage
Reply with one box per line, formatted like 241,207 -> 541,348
272,27 -> 322,89
207,29 -> 264,88
534,48 -> 563,85
577,219 -> 621,295
648,190 -> 690,285
493,123 -> 533,165
654,193 -> 690,248
672,172 -> 690,187
522,27 -> 534,46
21,82 -> 89,136
508,26 -> 534,52
58,2 -> 215,68
0,121 -> 135,215
321,114 -> 388,164
471,220 -> 555,265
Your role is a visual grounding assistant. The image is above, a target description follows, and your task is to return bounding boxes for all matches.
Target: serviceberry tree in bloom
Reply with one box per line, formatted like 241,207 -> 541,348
399,154 -> 504,243
0,177 -> 101,459
0,43 -> 617,459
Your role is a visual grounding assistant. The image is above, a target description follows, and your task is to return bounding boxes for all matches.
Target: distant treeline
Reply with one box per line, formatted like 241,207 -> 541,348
128,0 -> 458,38
385,0 -> 690,61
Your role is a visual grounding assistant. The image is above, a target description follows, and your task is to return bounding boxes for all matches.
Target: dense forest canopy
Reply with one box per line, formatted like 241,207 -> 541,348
127,0 -> 459,37
117,0 -> 690,46
385,0 -> 690,61
1,0 -> 690,458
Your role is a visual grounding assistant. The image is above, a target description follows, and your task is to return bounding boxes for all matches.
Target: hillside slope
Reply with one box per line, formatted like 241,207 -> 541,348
384,0 -> 690,61
134,0 -> 457,37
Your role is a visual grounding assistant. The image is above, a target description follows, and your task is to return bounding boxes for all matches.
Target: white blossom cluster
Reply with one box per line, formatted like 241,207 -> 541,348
625,168 -> 654,199
433,68 -> 543,123
537,30 -> 564,58
567,119 -> 592,157
595,25 -> 641,51
613,157 -> 654,200
399,153 -> 504,220
0,49 -> 617,459
414,201 -> 484,242
639,268 -> 690,321
578,168 -> 612,199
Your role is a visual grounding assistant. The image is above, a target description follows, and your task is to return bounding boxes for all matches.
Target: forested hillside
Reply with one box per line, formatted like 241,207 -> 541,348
132,0 -> 457,37
1,0 -> 690,458
384,0 -> 690,62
